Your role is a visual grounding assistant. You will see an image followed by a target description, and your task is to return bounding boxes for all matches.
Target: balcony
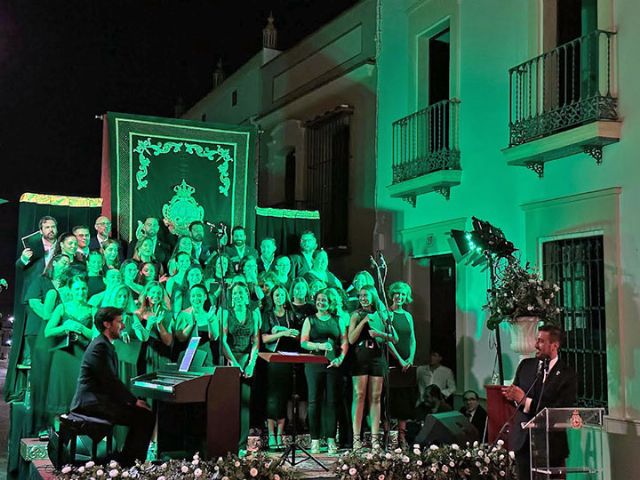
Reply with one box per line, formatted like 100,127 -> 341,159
387,99 -> 461,206
503,30 -> 620,177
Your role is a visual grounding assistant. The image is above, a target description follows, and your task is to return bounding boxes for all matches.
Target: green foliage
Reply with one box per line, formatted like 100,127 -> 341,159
484,261 -> 562,330
335,442 -> 515,479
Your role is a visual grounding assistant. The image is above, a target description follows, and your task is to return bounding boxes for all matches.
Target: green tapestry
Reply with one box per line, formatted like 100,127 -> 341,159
107,112 -> 256,241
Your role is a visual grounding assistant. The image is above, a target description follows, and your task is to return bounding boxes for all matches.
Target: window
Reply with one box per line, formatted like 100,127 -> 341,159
542,235 -> 607,408
231,90 -> 238,106
304,107 -> 352,249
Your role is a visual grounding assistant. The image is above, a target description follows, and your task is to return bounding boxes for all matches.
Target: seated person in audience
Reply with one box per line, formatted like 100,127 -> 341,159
303,249 -> 342,290
417,350 -> 457,405
167,235 -> 195,276
460,390 -> 488,442
224,226 -> 258,272
257,237 -> 277,273
70,307 -> 154,467
414,384 -> 452,420
101,239 -> 121,271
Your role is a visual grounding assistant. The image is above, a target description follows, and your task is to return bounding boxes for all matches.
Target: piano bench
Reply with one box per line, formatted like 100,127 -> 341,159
56,413 -> 114,467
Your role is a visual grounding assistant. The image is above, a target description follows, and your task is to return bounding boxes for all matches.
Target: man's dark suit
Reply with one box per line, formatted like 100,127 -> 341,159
509,357 -> 577,480
290,253 -> 313,278
460,404 -> 488,443
223,245 -> 258,272
71,334 -> 154,465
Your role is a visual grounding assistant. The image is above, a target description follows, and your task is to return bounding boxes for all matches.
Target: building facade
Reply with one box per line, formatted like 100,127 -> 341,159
375,0 -> 635,477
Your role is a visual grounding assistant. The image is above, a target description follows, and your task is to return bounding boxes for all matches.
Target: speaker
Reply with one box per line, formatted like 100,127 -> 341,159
415,411 -> 480,446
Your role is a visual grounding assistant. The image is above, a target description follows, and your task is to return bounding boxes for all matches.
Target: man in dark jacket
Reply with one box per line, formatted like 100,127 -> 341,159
502,325 -> 577,480
71,307 -> 154,466
459,390 -> 488,443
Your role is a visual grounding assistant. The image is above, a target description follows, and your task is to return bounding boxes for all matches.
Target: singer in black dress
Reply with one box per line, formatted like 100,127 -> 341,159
348,284 -> 397,451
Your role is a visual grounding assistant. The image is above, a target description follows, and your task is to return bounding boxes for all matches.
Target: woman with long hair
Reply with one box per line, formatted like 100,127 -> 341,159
346,271 -> 376,312
220,282 -> 261,456
348,284 -> 397,451
120,259 -> 144,298
167,235 -> 195,276
174,283 -> 218,366
134,281 -> 174,374
101,238 -> 121,270
45,275 -> 95,423
386,281 -> 417,447
300,288 -> 348,454
132,235 -> 164,277
289,277 -> 316,323
262,285 -> 300,450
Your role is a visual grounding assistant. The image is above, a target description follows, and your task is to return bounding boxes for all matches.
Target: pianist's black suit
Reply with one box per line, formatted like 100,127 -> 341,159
71,334 -> 154,465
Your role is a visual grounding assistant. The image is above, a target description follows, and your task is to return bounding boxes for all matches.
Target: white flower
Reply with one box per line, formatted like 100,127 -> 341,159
349,467 -> 357,475
96,470 -> 104,477
464,468 -> 471,475
249,467 -> 258,477
158,477 -> 165,480
475,461 -> 482,467
160,463 -> 167,470
78,467 -> 85,473
500,471 -> 506,477
449,461 -> 455,467
192,459 -> 200,465
378,475 -> 385,480
86,461 -> 96,468
365,453 -> 373,460
509,451 -> 516,460
413,444 -> 420,449
466,452 -> 471,458
497,439 -> 504,446
61,466 -> 72,474
478,450 -> 484,457
406,475 -> 412,479
413,449 -> 421,455
181,466 -> 189,473
342,464 -> 349,470
442,465 -> 449,473
451,443 -> 459,450
234,461 -> 241,467
385,453 -> 392,459
394,448 -> 402,454
193,453 -> 200,460
194,469 -> 202,477
109,469 -> 119,477
430,466 -> 437,473
214,466 -> 220,471
485,456 -> 491,463
499,454 -> 505,460
110,461 -> 119,469
402,455 -> 410,463
221,477 -> 229,480
473,441 -> 479,447
121,473 -> 129,479
416,460 -> 422,466
274,475 -> 281,480
429,444 -> 438,451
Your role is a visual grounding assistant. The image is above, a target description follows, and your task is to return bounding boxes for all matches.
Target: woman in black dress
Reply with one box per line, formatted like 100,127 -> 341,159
220,282 -> 261,455
174,283 -> 218,366
262,285 -> 300,449
349,284 -> 397,451
387,281 -> 417,447
300,288 -> 348,454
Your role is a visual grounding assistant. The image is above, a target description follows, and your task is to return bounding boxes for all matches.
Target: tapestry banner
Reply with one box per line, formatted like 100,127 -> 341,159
104,112 -> 256,242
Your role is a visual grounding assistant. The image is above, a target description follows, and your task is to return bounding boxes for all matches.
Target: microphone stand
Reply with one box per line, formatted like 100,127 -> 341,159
371,252 -> 393,450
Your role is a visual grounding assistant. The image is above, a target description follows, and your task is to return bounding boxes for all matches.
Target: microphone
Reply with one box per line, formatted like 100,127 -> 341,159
537,360 -> 544,376
379,252 -> 387,269
204,221 -> 217,230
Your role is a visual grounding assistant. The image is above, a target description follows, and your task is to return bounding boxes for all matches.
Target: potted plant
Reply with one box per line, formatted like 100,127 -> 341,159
484,260 -> 562,360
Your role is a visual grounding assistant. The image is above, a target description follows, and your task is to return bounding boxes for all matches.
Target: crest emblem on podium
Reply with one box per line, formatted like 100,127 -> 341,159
570,409 -> 584,429
161,179 -> 205,236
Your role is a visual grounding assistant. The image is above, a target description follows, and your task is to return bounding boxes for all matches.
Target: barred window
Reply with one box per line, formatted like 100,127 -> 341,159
542,235 -> 607,408
304,107 -> 352,249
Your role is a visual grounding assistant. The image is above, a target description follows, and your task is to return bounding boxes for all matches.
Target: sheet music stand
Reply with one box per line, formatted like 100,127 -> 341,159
259,352 -> 329,470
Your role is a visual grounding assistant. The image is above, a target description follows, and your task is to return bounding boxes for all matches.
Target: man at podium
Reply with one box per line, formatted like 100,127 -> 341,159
502,325 -> 577,479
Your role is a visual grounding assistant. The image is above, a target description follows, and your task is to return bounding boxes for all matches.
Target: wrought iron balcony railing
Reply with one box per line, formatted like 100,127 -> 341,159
392,99 -> 460,184
509,30 -> 618,147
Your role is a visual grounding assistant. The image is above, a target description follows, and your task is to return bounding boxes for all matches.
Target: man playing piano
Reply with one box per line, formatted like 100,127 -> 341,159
70,307 -> 155,466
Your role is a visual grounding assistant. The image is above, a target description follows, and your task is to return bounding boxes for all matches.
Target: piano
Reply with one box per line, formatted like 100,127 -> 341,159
132,365 -> 240,458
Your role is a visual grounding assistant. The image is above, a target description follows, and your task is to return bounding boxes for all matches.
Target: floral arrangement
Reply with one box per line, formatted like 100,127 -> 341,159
335,442 -> 515,480
484,260 -> 562,330
55,452 -> 297,480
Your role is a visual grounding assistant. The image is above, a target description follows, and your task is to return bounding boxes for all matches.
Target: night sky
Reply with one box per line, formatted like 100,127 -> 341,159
0,0 -> 358,313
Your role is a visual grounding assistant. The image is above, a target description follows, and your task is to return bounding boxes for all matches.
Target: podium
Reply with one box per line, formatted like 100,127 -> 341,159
524,407 -> 605,480
485,384 -> 516,448
259,352 -> 328,469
